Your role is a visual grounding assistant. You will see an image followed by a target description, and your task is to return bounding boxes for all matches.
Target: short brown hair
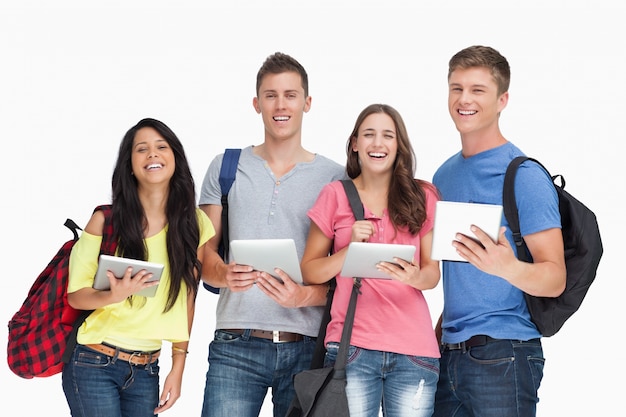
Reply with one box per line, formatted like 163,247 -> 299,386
448,45 -> 510,95
256,52 -> 309,97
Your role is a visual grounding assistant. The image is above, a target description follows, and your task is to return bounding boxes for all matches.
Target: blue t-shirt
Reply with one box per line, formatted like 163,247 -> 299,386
432,142 -> 560,343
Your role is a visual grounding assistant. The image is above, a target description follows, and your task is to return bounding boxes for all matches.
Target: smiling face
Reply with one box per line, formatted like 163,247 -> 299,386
448,66 -> 508,141
252,71 -> 311,143
352,112 -> 398,175
131,126 -> 175,188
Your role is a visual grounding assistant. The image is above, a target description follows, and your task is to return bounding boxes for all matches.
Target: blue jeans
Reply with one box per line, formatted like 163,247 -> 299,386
434,338 -> 544,417
62,344 -> 160,417
201,329 -> 316,417
325,343 -> 440,417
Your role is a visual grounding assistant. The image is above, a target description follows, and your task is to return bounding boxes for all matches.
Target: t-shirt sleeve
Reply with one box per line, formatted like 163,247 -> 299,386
198,153 -> 224,206
307,182 -> 340,240
196,208 -> 216,246
68,231 -> 102,293
419,182 -> 440,238
515,163 -> 561,236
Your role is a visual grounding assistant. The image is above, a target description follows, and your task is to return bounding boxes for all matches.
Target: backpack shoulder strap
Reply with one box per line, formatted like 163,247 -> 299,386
202,149 -> 242,294
92,204 -> 117,256
63,204 -> 117,365
503,156 -> 551,263
219,149 -> 241,260
219,148 -> 242,197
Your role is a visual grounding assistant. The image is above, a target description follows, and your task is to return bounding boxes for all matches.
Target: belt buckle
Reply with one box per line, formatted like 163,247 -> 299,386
128,352 -> 145,365
441,341 -> 464,351
273,330 -> 281,343
448,342 -> 464,351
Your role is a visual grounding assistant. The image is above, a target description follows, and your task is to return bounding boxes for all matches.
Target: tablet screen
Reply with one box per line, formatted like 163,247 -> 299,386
93,255 -> 164,297
230,239 -> 303,283
340,242 -> 416,279
431,201 -> 503,262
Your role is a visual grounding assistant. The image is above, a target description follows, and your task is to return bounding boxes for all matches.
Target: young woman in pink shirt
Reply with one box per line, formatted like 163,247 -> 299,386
301,104 -> 441,417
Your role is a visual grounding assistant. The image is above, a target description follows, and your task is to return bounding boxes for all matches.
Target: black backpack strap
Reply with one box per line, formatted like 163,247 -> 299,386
503,156 -> 552,263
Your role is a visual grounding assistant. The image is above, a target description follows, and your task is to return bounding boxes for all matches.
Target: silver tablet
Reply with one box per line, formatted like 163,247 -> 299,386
93,254 -> 164,297
340,242 -> 417,279
431,201 -> 503,262
230,239 -> 303,283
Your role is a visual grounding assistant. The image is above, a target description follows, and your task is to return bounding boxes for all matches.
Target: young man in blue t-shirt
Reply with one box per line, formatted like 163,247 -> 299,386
432,45 -> 566,417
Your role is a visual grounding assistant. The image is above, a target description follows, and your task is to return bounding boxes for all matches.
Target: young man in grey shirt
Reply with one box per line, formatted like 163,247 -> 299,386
198,52 -> 345,417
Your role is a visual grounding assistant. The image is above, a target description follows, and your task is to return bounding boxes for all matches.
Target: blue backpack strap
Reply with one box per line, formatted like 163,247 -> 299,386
203,148 -> 241,294
219,148 -> 242,197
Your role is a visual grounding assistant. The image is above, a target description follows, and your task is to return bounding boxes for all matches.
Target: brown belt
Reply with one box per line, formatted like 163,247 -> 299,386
85,343 -> 160,365
223,329 -> 304,343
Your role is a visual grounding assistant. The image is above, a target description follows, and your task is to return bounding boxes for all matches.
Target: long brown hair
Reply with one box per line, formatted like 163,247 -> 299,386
346,104 -> 434,235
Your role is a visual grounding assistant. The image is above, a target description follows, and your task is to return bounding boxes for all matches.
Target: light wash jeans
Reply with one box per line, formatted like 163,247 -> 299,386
62,344 -> 160,417
434,338 -> 544,417
201,329 -> 316,417
325,343 -> 440,417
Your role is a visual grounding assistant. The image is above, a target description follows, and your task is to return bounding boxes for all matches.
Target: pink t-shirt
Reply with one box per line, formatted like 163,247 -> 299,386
308,180 -> 440,357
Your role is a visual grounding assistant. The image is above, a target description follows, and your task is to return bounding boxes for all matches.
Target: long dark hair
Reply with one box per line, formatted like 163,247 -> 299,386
111,118 -> 201,311
346,104 -> 433,235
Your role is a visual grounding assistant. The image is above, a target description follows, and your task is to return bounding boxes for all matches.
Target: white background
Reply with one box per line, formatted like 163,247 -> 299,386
1,1 -> 622,415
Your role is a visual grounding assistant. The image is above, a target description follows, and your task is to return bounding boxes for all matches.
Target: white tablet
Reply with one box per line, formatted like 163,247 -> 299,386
93,254 -> 164,297
340,242 -> 417,279
431,201 -> 503,262
230,239 -> 303,283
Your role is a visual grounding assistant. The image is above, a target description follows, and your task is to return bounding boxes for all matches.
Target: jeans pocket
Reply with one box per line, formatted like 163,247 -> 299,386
214,329 -> 243,343
324,342 -> 360,366
75,349 -> 111,369
408,355 -> 440,375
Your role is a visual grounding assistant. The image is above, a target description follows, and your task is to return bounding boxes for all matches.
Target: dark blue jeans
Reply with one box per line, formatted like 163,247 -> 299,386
62,344 -> 160,417
434,338 -> 544,417
201,329 -> 316,417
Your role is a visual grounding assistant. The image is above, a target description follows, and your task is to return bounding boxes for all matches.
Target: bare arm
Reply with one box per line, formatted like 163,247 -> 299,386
154,243 -> 204,413
454,226 -> 566,297
199,203 -> 257,292
301,223 -> 348,284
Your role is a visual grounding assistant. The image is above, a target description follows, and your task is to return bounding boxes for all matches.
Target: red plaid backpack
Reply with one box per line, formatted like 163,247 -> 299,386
7,205 -> 117,378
